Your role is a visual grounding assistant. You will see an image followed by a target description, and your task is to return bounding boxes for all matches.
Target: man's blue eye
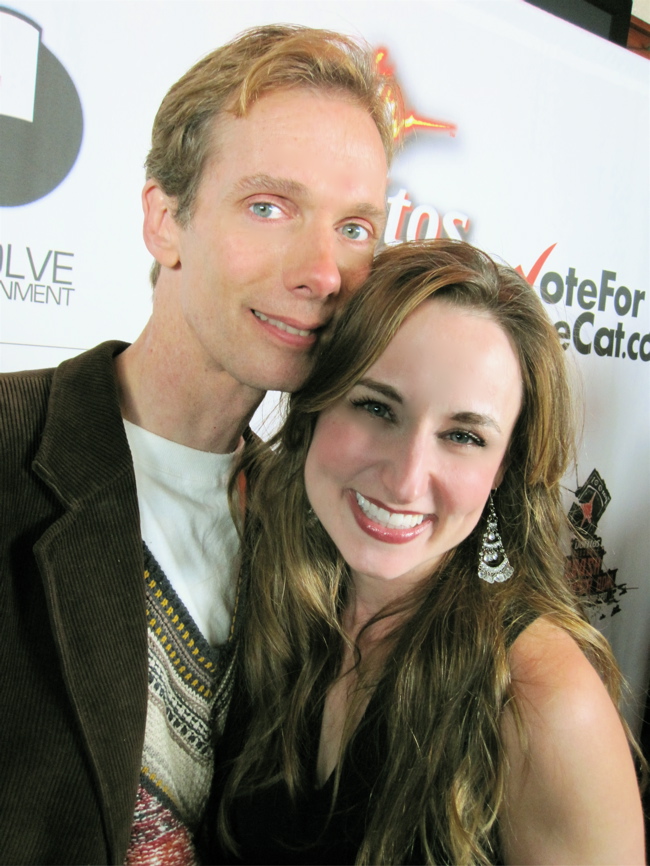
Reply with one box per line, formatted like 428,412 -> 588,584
341,223 -> 369,241
251,202 -> 280,218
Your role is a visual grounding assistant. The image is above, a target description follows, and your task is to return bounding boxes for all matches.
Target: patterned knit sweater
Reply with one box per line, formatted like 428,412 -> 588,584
124,545 -> 238,865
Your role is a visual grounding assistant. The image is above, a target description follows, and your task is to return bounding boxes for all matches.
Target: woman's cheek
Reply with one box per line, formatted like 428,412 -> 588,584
442,462 -> 501,518
309,411 -> 374,478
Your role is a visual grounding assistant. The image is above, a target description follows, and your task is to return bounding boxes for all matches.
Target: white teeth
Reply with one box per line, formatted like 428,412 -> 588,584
355,492 -> 425,529
254,310 -> 312,337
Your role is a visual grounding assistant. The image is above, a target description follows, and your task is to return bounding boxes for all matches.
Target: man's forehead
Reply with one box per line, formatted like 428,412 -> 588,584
210,86 -> 386,161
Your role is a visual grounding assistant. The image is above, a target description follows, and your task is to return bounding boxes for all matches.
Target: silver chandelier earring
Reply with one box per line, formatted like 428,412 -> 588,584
478,492 -> 514,583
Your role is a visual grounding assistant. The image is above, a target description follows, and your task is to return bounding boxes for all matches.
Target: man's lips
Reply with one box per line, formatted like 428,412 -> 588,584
347,490 -> 434,544
253,309 -> 323,339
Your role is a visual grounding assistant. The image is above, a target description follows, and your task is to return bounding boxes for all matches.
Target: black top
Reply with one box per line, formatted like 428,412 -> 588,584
202,614 -> 537,864
203,669 -> 425,865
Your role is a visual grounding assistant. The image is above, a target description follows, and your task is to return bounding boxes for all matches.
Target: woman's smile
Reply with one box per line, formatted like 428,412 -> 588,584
349,490 -> 433,544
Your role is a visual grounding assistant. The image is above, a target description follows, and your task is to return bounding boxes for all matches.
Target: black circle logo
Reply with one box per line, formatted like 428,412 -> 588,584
0,7 -> 83,207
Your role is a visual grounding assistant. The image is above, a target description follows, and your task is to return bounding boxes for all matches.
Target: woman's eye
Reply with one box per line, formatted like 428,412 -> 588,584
447,430 -> 484,447
341,223 -> 369,241
250,202 -> 281,219
352,398 -> 393,421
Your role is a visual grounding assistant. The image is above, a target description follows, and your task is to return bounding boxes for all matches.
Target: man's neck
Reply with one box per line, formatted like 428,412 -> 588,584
115,320 -> 263,454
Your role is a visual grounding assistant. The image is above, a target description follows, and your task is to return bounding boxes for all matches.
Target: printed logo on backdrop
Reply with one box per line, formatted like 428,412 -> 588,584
375,49 -> 471,246
518,245 -> 649,362
565,469 -> 634,618
1,243 -> 74,306
0,6 -> 83,206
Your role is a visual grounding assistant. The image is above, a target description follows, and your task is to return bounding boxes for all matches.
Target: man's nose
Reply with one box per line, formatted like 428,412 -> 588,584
284,227 -> 342,299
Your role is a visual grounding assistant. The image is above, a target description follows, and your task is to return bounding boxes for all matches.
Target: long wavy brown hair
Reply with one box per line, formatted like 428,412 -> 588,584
220,239 -> 632,864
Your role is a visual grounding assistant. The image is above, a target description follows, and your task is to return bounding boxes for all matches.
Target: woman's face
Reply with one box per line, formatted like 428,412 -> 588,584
304,299 -> 523,591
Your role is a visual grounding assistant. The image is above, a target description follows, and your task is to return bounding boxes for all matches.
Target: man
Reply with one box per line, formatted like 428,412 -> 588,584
0,24 -> 396,865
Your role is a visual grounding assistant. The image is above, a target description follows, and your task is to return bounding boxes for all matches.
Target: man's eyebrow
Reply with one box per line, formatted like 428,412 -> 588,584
451,411 -> 502,433
233,174 -> 387,227
356,378 -> 403,403
232,174 -> 308,198
354,202 -> 387,227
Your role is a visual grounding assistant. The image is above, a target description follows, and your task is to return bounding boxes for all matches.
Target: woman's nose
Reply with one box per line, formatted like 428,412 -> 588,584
378,431 -> 433,506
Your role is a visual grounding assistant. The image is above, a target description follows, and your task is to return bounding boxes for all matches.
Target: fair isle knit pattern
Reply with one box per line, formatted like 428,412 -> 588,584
125,544 -> 239,866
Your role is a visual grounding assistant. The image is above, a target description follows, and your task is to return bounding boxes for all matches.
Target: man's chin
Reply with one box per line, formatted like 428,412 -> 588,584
245,362 -> 314,396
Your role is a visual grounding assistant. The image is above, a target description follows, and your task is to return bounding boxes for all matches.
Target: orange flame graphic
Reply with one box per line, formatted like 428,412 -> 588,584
376,48 -> 456,141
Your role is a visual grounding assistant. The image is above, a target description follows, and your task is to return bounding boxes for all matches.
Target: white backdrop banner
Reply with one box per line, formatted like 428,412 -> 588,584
1,0 -> 648,733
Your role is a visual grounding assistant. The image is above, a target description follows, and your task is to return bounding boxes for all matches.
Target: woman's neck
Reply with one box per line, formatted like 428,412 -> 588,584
317,585 -> 408,788
344,570 -> 417,644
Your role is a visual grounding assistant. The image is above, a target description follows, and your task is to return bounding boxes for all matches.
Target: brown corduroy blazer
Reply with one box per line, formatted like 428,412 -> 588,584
0,341 -> 148,865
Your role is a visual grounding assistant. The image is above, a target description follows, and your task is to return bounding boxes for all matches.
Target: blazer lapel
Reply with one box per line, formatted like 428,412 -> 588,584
33,342 -> 148,864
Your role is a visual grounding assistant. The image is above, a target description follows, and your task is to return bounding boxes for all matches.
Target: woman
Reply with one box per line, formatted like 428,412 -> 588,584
208,240 -> 645,865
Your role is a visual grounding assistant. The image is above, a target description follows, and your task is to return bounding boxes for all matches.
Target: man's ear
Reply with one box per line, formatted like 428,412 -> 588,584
142,179 -> 181,269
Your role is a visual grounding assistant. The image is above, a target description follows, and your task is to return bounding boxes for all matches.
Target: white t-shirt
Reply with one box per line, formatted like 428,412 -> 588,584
123,420 -> 241,646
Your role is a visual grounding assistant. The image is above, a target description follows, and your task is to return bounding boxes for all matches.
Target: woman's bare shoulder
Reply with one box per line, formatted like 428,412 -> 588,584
509,617 -> 609,721
500,617 -> 644,865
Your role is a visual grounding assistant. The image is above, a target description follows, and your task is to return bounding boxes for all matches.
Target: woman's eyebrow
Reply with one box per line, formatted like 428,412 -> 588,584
450,411 -> 502,433
355,382 -> 503,433
354,384 -> 503,434
356,378 -> 403,404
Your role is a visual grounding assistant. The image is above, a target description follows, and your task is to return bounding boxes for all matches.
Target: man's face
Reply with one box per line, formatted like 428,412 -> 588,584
167,88 -> 388,394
